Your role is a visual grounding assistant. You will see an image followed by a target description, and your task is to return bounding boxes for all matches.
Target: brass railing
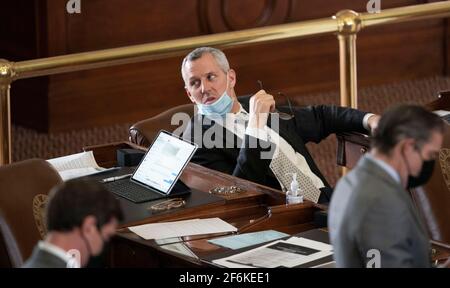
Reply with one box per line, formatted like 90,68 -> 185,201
1,1 -> 450,164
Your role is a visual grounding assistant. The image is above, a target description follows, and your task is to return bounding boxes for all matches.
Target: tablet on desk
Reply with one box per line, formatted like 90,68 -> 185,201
103,130 -> 198,203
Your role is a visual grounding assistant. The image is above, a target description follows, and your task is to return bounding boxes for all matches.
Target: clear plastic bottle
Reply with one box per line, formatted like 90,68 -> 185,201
286,173 -> 304,204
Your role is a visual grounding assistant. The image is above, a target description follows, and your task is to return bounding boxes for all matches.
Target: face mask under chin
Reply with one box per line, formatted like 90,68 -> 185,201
197,90 -> 233,116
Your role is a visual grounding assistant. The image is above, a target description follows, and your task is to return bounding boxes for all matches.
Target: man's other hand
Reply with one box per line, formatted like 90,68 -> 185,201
368,114 -> 381,134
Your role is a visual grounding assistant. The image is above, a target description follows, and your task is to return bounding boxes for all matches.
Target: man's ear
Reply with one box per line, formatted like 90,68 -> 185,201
401,138 -> 416,153
228,69 -> 237,89
81,216 -> 97,235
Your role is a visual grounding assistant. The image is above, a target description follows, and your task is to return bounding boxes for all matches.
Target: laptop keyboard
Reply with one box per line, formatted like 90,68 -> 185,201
104,180 -> 162,203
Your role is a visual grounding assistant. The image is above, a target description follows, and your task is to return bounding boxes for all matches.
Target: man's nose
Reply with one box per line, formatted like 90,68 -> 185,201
200,80 -> 210,94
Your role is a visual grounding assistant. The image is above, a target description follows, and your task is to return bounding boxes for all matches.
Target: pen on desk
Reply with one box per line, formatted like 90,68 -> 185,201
101,173 -> 132,183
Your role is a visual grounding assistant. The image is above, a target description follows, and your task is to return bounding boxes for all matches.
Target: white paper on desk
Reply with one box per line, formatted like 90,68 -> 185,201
159,243 -> 199,260
128,218 -> 237,240
58,167 -> 105,181
433,110 -> 450,117
47,151 -> 106,181
213,237 -> 333,268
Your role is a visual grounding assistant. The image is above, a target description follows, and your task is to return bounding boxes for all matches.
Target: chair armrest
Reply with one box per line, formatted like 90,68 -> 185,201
336,132 -> 370,169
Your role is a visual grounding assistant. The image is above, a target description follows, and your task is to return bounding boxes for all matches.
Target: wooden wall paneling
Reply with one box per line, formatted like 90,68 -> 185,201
65,0 -> 202,53
44,0 -> 68,56
358,19 -> 445,87
289,0 -> 423,20
47,55 -> 188,131
0,1 -> 39,60
2,1 -> 50,131
199,0 -> 292,33
11,78 -> 49,132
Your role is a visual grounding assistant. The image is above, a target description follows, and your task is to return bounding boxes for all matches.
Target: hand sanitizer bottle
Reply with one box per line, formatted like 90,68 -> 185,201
286,173 -> 304,204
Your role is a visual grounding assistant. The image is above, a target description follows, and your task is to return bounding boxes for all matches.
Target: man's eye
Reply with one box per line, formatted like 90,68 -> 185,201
190,81 -> 199,87
207,74 -> 216,80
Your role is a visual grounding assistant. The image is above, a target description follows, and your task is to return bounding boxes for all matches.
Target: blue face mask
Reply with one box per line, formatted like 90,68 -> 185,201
197,90 -> 233,116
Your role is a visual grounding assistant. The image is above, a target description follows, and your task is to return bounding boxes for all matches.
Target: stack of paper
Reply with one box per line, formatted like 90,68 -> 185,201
213,237 -> 333,268
128,218 -> 237,240
47,151 -> 107,181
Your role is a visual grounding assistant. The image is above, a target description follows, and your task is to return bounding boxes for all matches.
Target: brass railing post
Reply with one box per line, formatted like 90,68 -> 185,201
335,10 -> 362,109
335,10 -> 362,175
0,60 -> 15,165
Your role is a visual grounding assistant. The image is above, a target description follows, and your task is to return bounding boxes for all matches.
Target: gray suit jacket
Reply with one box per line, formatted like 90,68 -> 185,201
328,155 -> 431,268
22,245 -> 67,268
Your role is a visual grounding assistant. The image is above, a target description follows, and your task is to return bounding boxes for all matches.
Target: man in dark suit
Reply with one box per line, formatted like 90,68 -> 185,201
182,47 -> 379,203
329,105 -> 445,267
22,179 -> 123,268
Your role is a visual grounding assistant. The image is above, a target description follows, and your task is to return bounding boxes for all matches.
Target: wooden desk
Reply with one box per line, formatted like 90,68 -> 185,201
84,142 -> 324,267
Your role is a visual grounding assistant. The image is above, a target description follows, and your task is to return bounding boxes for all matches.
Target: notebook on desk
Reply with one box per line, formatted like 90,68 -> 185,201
103,130 -> 198,203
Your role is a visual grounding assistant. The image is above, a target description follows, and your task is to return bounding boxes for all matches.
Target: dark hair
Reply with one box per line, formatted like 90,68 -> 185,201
46,179 -> 124,232
372,104 -> 445,154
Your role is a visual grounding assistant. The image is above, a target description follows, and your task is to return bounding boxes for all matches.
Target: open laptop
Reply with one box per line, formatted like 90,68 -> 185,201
103,130 -> 198,203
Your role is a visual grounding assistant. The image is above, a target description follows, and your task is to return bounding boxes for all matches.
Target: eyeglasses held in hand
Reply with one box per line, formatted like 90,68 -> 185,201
257,80 -> 295,120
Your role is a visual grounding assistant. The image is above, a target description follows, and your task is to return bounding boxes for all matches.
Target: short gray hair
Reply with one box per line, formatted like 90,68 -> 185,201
181,47 -> 230,84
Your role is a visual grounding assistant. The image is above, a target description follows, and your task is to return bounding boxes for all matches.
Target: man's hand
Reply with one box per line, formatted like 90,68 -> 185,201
367,114 -> 381,134
248,90 -> 276,129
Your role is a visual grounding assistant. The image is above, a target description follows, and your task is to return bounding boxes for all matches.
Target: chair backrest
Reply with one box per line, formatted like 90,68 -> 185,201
0,159 -> 62,260
129,103 -> 195,147
411,125 -> 450,244
0,212 -> 23,268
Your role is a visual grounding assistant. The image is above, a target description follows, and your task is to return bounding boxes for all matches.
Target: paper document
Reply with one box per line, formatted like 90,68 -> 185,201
159,243 -> 199,259
213,237 -> 333,268
47,151 -> 107,181
208,230 -> 289,250
155,237 -> 183,245
128,218 -> 237,240
433,110 -> 450,117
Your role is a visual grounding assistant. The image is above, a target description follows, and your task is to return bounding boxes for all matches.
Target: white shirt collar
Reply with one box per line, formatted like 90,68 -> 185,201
366,154 -> 402,184
229,104 -> 248,120
38,241 -> 80,268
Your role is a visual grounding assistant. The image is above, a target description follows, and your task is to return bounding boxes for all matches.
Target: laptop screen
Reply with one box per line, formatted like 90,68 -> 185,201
131,130 -> 197,194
